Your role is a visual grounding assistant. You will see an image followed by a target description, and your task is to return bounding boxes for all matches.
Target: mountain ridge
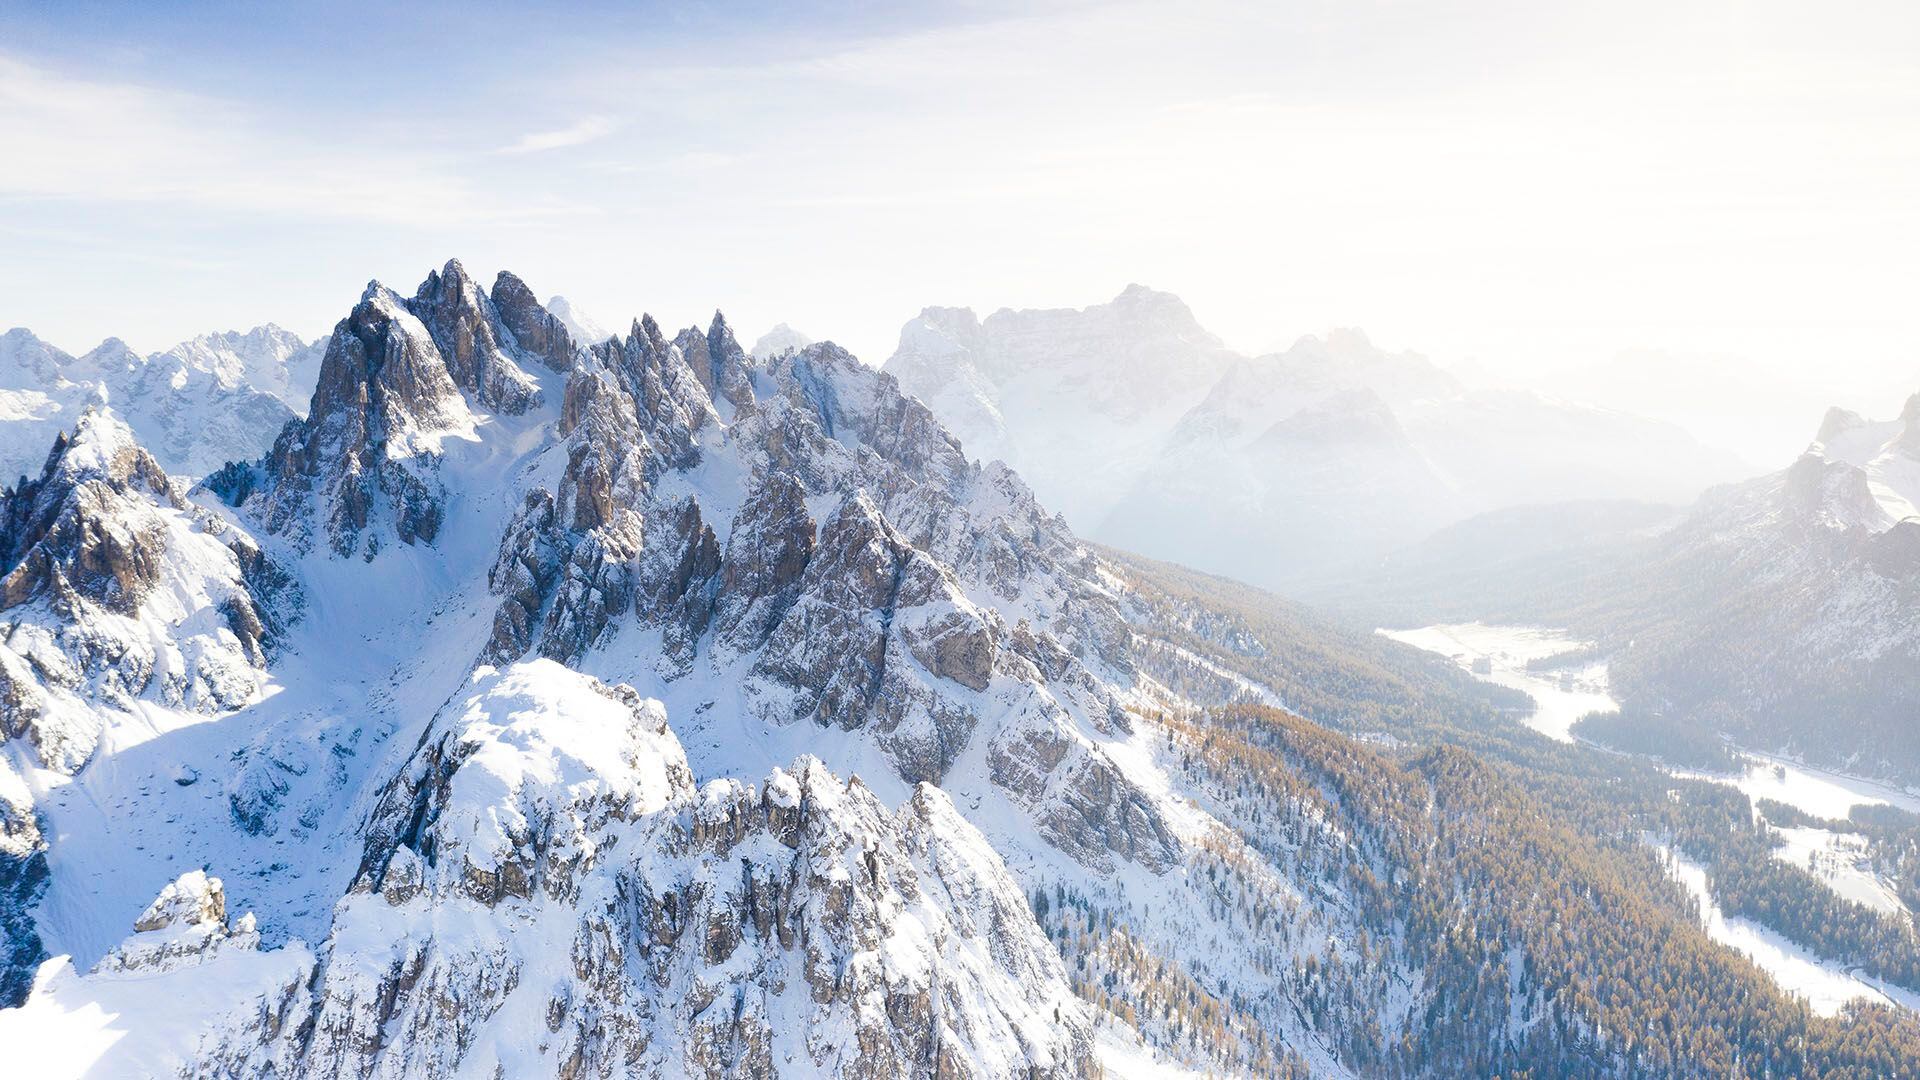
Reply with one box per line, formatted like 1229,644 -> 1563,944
0,323 -> 326,483
883,288 -> 1748,589
3,263 -> 1917,1077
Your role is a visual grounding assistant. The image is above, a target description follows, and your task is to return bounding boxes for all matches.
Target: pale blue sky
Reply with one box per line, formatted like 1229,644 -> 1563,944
3,0 -> 1918,440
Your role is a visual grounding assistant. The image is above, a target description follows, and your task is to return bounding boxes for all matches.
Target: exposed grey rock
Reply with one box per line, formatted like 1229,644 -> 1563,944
0,422 -> 175,615
95,870 -> 261,975
710,472 -> 815,656
407,259 -> 542,414
634,494 -> 722,675
274,663 -> 1098,1079
0,412 -> 274,772
489,270 -> 577,373
232,283 -> 462,557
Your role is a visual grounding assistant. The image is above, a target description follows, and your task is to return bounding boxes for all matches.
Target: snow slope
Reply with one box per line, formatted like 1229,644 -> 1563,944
0,263 -> 1403,1076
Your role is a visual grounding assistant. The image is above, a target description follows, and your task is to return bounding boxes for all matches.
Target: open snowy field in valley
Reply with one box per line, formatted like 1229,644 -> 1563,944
1389,622 -> 1920,1013
1377,622 -> 1615,741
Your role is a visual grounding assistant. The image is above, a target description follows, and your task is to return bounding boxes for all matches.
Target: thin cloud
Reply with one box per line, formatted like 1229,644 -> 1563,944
0,53 -> 532,226
497,116 -> 617,155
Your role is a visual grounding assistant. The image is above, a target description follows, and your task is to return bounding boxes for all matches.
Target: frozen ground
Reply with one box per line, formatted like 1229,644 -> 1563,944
1770,826 -> 1908,918
1671,752 -> 1920,821
1377,622 -> 1615,741
1656,845 -> 1920,1017
1390,623 -> 1920,1010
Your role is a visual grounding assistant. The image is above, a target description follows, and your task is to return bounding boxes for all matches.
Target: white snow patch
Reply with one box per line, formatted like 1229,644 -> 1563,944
1654,844 -> 1920,1016
1378,622 -> 1615,741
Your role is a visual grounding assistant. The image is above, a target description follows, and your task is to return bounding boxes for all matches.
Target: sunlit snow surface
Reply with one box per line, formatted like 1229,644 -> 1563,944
1656,845 -> 1920,1017
0,946 -> 315,1079
1387,622 -> 1920,1015
1770,826 -> 1908,917
1094,1021 -> 1216,1079
1377,622 -> 1614,741
1669,753 -> 1920,822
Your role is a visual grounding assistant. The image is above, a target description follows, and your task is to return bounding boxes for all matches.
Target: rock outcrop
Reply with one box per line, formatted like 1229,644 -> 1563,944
0,410 -> 277,773
94,870 -> 261,975
186,663 -> 1096,1078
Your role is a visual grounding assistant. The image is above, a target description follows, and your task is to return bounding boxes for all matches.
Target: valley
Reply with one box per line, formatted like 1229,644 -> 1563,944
0,267 -> 1915,1077
1389,620 -> 1920,1019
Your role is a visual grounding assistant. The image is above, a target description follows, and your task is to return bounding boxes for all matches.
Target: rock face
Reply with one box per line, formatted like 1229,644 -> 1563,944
95,870 -> 261,975
408,260 -> 545,414
0,409 -> 277,773
217,260 -> 567,558
41,663 -> 1096,1079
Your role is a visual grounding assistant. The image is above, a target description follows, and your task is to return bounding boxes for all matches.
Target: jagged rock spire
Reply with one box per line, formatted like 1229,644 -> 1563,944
488,270 -> 575,372
407,259 -> 541,414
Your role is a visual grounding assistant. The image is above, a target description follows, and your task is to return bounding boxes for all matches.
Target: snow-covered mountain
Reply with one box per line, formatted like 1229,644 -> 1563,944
751,322 -> 814,359
153,325 -> 325,409
1346,392 -> 1920,785
546,294 -> 614,345
884,285 -> 1241,529
0,325 -> 324,483
4,262 -> 1912,1077
0,261 -> 1420,1077
1590,394 -> 1920,780
884,299 -> 1746,589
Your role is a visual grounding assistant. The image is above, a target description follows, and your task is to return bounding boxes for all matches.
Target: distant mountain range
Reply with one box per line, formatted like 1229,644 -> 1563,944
0,326 -> 324,481
883,287 -> 1747,590
1334,393 -> 1920,784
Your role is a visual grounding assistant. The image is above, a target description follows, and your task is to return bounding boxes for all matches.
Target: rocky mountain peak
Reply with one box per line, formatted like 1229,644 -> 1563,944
0,411 -> 279,773
749,321 -> 813,360
892,305 -> 982,360
1783,451 -> 1888,532
408,258 -> 543,413
489,270 -> 576,373
544,293 -> 613,345
1813,405 -> 1871,448
72,337 -> 142,385
155,323 -> 321,407
0,328 -> 72,390
1107,282 -> 1206,330
217,278 -> 478,556
1894,391 -> 1920,457
312,281 -> 464,436
1,409 -> 180,615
